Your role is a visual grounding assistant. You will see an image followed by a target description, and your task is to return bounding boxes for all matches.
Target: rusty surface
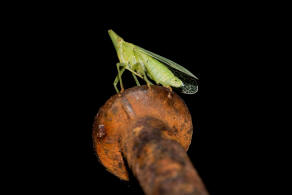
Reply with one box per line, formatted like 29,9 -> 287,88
122,117 -> 208,195
92,85 -> 208,194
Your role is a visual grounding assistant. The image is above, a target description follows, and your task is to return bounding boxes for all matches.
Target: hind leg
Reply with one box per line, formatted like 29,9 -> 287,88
162,85 -> 173,98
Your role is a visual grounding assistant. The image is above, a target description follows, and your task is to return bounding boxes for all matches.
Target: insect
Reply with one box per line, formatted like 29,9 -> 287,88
108,29 -> 198,94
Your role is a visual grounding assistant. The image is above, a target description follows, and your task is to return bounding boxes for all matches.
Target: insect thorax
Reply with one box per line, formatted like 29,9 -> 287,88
119,42 -> 145,70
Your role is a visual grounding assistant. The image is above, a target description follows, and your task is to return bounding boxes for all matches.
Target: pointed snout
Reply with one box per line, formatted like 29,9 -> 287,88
108,29 -> 123,51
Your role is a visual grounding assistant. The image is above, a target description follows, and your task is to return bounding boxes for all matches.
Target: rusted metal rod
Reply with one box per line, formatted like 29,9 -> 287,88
93,85 -> 208,195
121,117 -> 208,195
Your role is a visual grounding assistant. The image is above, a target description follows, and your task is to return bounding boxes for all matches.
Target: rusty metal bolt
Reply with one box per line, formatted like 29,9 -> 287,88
93,85 -> 208,195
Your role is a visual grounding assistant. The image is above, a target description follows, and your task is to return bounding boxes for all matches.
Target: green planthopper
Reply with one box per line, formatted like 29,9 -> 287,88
108,29 -> 198,95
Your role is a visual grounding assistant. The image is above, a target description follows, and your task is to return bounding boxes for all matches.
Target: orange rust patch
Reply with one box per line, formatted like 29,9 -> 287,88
92,85 -> 193,181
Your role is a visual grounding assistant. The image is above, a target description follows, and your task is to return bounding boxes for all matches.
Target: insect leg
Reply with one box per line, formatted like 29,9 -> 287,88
125,68 -> 143,78
166,86 -> 172,92
113,64 -> 126,93
166,86 -> 173,98
113,76 -> 120,93
116,63 -> 125,93
135,63 -> 153,88
143,72 -> 153,88
132,73 -> 140,86
130,63 -> 142,86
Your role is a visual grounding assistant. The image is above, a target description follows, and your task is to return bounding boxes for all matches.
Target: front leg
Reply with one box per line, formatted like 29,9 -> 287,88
113,63 -> 126,94
116,63 -> 125,93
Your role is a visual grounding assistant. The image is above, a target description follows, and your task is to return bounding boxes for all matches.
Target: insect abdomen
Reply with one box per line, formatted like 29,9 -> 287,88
143,56 -> 176,86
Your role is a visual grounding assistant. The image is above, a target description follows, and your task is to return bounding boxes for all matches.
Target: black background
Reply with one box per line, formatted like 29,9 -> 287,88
9,3 -> 278,195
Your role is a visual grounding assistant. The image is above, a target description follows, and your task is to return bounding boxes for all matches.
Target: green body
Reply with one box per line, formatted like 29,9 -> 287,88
108,30 -> 183,92
137,51 -> 183,87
